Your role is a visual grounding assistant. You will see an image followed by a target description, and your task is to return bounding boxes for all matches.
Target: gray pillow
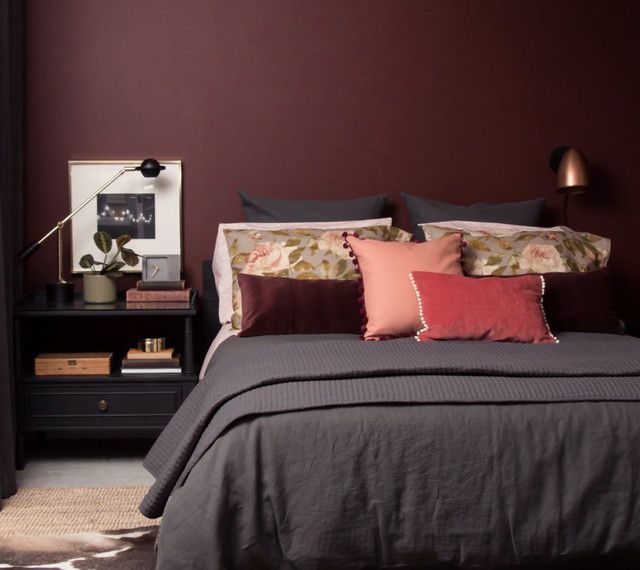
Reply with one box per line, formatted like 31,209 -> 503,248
238,190 -> 389,223
402,194 -> 546,238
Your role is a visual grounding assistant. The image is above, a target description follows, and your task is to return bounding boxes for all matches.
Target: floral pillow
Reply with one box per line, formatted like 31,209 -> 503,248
225,225 -> 411,328
421,223 -> 610,277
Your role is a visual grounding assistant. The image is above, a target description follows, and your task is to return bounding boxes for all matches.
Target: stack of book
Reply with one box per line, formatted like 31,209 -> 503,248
126,280 -> 193,309
121,348 -> 182,375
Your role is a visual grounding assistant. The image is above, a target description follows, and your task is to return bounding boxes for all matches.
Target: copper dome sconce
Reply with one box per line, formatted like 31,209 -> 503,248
550,146 -> 590,226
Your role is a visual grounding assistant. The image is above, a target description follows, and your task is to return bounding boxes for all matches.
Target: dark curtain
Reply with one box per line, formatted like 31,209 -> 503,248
0,0 -> 24,502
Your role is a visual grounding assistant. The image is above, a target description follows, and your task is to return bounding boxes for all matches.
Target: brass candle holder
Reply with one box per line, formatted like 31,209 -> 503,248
137,338 -> 166,353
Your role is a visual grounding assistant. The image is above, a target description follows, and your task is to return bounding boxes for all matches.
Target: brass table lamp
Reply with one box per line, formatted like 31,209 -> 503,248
19,158 -> 166,303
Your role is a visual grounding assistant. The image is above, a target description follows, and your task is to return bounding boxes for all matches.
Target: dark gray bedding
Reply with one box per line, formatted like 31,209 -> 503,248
144,333 -> 640,568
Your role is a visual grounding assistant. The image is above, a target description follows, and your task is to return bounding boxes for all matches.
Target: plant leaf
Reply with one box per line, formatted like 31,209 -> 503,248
116,234 -> 132,248
93,231 -> 112,254
120,247 -> 139,266
79,254 -> 95,269
104,261 -> 125,273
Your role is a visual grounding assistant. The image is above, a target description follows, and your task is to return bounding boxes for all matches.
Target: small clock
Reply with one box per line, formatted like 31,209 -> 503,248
142,255 -> 181,282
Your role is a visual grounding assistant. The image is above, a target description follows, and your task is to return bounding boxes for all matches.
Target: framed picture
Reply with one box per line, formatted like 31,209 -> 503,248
69,160 -> 182,273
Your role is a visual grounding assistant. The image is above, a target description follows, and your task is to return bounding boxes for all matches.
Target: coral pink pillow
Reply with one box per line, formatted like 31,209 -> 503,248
411,271 -> 558,344
345,233 -> 463,340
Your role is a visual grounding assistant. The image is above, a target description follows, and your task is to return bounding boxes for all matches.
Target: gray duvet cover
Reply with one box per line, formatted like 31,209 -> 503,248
145,333 -> 640,568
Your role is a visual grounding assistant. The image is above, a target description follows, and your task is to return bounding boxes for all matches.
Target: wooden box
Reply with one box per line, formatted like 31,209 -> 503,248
35,353 -> 113,376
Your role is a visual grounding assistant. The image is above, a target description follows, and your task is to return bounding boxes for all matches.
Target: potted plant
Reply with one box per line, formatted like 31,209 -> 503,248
79,232 -> 139,303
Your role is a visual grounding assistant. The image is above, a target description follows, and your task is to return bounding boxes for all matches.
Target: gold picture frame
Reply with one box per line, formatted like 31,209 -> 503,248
68,160 -> 183,273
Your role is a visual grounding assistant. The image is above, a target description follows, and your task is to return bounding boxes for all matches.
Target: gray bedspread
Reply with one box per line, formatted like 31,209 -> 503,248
144,333 -> 640,567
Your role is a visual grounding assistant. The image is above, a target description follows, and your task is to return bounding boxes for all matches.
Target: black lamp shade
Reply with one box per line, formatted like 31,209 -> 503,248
135,158 -> 166,178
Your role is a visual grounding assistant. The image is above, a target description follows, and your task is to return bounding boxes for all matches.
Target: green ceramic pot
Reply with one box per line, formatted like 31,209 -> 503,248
83,274 -> 118,304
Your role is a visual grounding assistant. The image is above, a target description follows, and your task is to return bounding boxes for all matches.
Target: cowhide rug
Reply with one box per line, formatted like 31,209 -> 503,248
0,526 -> 157,569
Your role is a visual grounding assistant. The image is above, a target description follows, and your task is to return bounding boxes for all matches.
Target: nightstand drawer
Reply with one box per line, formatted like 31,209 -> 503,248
23,382 -> 182,430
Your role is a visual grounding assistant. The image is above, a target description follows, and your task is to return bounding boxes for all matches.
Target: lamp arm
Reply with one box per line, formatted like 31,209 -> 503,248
19,167 -> 132,260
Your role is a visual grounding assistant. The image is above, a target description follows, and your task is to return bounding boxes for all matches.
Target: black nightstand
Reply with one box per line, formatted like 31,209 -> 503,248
13,291 -> 199,466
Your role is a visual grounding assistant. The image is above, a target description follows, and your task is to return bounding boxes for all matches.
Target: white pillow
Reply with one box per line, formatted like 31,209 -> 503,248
212,218 -> 392,325
419,220 -> 567,238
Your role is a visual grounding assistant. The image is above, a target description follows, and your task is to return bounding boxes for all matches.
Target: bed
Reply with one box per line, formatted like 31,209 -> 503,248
141,266 -> 640,568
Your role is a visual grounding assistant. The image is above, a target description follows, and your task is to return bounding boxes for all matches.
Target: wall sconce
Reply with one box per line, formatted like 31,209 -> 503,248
549,146 -> 589,226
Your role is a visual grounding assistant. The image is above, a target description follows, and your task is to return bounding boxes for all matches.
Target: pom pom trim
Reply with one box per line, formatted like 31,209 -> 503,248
342,232 -> 368,340
539,275 -> 559,344
410,272 -> 429,342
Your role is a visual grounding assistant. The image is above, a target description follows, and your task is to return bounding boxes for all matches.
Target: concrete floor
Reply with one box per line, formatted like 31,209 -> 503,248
17,439 -> 155,488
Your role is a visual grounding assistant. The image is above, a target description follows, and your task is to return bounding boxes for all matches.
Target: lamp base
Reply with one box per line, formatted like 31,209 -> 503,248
46,282 -> 74,304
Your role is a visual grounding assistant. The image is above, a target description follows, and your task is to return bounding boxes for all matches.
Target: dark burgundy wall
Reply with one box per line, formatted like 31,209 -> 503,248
24,1 -> 640,320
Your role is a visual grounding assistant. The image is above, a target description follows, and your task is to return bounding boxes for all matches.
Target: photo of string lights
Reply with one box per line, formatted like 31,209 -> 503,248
96,193 -> 156,239
98,204 -> 153,224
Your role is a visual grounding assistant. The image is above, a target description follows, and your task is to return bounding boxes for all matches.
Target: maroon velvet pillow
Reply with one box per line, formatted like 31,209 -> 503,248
543,268 -> 623,334
237,273 -> 362,337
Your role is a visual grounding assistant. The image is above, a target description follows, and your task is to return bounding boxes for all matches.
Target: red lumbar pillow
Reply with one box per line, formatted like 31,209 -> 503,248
410,271 -> 558,344
237,273 -> 362,336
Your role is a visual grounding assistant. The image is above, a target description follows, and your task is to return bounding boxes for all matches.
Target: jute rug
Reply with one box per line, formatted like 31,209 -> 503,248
0,487 -> 159,569
0,487 -> 158,536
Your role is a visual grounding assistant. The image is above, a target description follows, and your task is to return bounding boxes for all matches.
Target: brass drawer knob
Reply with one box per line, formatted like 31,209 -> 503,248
97,399 -> 109,412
